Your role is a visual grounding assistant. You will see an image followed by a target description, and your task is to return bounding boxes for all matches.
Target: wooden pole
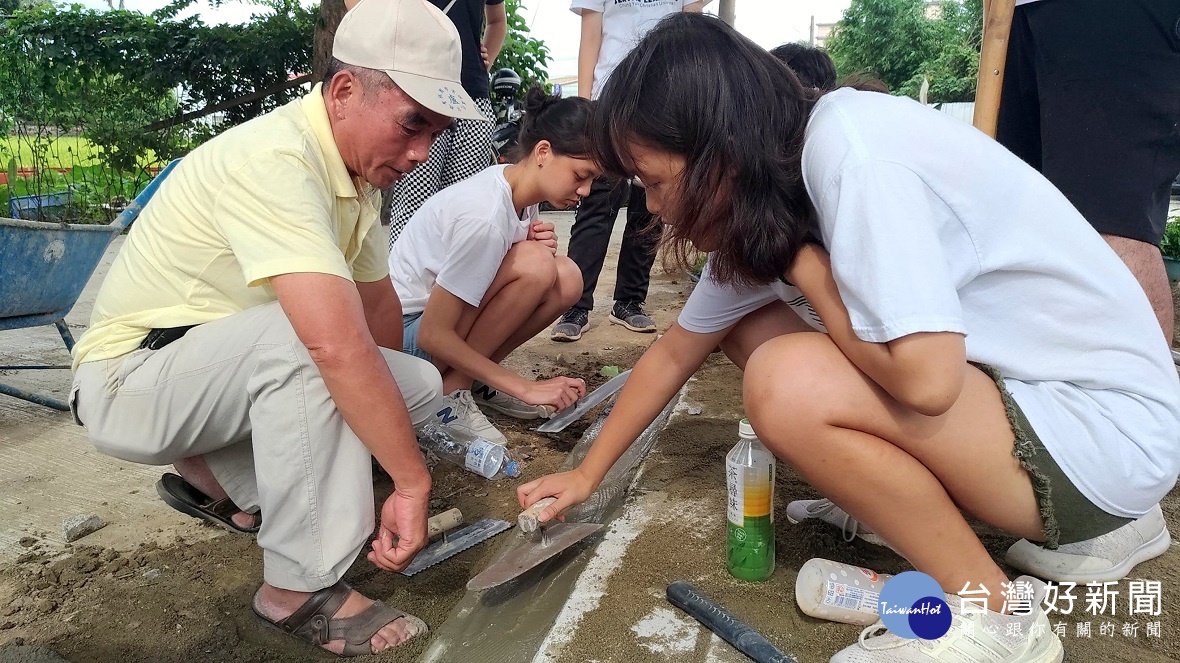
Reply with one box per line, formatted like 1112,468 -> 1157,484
972,0 -> 1016,137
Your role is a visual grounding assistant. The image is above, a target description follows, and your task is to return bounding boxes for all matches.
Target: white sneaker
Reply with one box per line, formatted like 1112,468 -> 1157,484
1005,504 -> 1171,583
433,390 -> 508,446
471,382 -> 551,420
787,498 -> 889,548
831,577 -> 1064,663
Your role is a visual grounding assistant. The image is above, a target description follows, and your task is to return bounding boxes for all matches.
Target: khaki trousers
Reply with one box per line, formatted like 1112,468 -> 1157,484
71,301 -> 443,591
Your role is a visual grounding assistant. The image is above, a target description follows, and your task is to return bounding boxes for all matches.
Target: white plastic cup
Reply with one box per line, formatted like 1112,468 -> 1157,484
795,557 -> 892,626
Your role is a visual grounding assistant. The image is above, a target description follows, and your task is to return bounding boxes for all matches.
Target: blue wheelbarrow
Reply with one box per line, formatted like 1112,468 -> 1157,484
0,159 -> 180,411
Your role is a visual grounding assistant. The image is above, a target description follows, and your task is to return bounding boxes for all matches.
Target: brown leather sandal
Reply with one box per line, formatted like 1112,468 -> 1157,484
155,472 -> 261,534
253,581 -> 428,657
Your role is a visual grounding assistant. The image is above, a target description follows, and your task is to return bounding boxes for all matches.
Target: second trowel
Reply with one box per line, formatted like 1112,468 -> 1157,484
465,497 -> 602,591
537,368 -> 631,433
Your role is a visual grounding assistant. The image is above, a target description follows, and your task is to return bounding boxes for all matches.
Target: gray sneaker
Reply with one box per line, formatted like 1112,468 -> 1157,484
551,307 -> 590,342
1005,504 -> 1171,583
472,382 -> 552,420
786,498 -> 890,548
609,300 -> 656,333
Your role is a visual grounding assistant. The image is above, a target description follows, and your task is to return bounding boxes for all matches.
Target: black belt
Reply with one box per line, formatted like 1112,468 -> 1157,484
139,325 -> 196,350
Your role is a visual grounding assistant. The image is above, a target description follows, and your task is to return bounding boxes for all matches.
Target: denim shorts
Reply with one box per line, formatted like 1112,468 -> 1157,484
402,312 -> 431,362
974,363 -> 1133,549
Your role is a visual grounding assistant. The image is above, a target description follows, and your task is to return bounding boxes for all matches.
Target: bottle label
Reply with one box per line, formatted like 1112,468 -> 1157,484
726,461 -> 774,526
465,439 -> 500,476
824,580 -> 881,614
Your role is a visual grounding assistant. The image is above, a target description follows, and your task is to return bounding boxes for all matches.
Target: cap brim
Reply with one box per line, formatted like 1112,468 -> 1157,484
388,70 -> 483,121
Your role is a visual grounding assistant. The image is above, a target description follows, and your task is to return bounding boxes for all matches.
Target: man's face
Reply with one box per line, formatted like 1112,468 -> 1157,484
329,73 -> 453,190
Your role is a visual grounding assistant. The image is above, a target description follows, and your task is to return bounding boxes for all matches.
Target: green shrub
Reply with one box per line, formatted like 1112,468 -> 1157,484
1161,218 -> 1180,260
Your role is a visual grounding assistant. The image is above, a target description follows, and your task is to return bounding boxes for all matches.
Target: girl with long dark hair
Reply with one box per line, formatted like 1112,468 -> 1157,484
518,14 -> 1178,662
391,87 -> 599,444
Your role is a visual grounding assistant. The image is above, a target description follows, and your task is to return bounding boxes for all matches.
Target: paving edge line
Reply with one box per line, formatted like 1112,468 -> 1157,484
417,381 -> 693,663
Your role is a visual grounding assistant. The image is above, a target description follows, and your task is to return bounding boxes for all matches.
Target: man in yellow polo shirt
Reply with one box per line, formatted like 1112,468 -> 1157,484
69,0 -> 481,656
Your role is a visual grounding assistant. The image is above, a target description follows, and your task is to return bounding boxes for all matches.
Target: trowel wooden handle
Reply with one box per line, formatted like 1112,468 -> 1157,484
518,497 -> 557,533
427,508 -> 463,538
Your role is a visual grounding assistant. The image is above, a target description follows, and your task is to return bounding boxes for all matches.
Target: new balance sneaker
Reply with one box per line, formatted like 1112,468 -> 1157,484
830,576 -> 1064,663
609,300 -> 656,333
786,498 -> 890,548
471,381 -> 551,420
1004,504 -> 1171,583
433,390 -> 508,446
551,307 -> 590,342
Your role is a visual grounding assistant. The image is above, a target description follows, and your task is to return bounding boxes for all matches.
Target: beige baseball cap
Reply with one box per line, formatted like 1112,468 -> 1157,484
333,0 -> 482,120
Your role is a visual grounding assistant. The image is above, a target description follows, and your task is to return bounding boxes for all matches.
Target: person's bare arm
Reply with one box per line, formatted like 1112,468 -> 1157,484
577,10 -> 603,100
482,2 -> 508,70
356,277 -> 403,351
683,1 -> 708,12
786,244 -> 967,416
270,272 -> 430,567
517,323 -> 725,522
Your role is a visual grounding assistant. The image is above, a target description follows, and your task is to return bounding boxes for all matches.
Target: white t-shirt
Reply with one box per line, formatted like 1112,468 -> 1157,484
680,263 -> 827,334
1015,0 -> 1041,5
570,0 -> 708,100
389,165 -> 537,314
679,88 -> 1180,519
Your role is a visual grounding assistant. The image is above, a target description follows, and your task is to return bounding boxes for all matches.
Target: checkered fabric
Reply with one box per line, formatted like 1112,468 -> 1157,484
385,96 -> 495,247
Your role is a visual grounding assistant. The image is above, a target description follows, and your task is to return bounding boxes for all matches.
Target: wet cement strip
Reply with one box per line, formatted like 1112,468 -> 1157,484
418,389 -> 685,663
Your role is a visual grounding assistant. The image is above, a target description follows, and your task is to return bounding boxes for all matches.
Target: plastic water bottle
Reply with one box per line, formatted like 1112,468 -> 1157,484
417,423 -> 521,480
795,558 -> 893,625
726,418 -> 775,581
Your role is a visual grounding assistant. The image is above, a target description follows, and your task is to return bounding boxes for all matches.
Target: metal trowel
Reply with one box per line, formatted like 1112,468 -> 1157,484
465,497 -> 602,591
398,509 -> 514,577
537,369 -> 631,433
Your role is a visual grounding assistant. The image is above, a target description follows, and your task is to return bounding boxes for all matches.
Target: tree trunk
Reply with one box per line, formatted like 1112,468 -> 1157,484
312,0 -> 348,83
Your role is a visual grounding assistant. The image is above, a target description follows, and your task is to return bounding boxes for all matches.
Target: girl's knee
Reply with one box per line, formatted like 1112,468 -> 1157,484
554,256 -> 584,304
506,242 -> 559,287
742,336 -> 837,446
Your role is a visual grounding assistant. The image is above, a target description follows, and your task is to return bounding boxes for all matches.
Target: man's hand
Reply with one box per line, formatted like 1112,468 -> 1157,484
368,484 -> 431,572
528,221 -> 558,254
481,45 -> 491,70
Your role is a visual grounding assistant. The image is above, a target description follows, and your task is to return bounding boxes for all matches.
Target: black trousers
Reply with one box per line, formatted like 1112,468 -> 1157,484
996,0 -> 1180,245
566,177 -> 659,311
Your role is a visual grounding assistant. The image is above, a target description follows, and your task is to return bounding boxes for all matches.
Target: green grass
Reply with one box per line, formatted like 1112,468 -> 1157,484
0,136 -> 105,169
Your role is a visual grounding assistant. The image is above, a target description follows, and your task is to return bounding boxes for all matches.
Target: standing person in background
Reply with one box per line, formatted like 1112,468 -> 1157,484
997,0 -> 1180,346
992,0 -> 1180,587
383,0 -> 508,244
550,0 -> 711,343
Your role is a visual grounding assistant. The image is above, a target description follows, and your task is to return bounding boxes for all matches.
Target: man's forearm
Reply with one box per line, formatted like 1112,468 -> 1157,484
315,342 -> 431,491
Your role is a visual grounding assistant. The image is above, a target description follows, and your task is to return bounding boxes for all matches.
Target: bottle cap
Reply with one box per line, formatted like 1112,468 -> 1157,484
738,418 -> 756,439
505,461 -> 521,478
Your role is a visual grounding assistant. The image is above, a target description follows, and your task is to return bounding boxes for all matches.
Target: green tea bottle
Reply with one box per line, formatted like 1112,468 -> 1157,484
726,418 -> 776,581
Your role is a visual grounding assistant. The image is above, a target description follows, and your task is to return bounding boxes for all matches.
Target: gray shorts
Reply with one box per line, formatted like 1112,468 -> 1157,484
976,363 -> 1133,549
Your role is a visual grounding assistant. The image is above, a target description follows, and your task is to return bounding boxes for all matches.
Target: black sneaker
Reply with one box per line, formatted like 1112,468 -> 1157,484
551,307 -> 590,342
609,301 -> 656,333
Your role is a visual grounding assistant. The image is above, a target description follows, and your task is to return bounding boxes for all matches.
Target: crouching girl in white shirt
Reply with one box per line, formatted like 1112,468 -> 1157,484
390,87 -> 599,445
517,15 -> 1180,663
